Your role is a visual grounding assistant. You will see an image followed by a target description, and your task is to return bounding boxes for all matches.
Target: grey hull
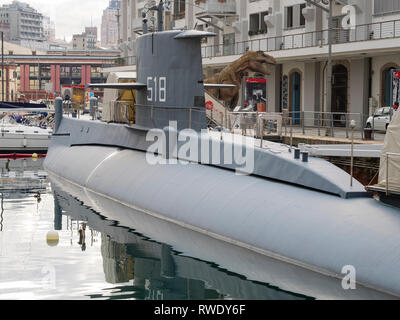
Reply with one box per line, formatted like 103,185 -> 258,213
49,172 -> 396,300
45,140 -> 400,299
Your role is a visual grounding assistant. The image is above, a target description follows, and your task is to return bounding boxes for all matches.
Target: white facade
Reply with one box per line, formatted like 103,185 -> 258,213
119,0 -> 400,123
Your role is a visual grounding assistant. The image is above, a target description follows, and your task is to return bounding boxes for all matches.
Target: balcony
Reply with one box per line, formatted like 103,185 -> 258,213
195,0 -> 236,19
201,18 -> 400,60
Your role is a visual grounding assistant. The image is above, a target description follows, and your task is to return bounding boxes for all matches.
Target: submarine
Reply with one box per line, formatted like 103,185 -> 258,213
44,21 -> 400,298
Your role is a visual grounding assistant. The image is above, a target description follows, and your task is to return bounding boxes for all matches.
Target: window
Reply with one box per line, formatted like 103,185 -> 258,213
40,79 -> 51,90
71,66 -> 81,78
374,0 -> 400,15
30,79 -> 39,90
173,0 -> 185,20
40,65 -> 51,78
60,66 -> 71,78
249,13 -> 260,32
91,66 -> 102,78
29,65 -> 39,77
286,6 -> 293,29
223,33 -> 235,55
285,3 -> 306,29
249,11 -> 268,35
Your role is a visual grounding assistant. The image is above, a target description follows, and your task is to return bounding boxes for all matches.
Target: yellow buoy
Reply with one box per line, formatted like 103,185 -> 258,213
46,231 -> 59,247
32,153 -> 39,161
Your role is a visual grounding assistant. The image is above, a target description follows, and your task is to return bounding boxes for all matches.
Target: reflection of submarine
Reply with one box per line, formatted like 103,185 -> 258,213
44,9 -> 400,298
51,178 -> 307,300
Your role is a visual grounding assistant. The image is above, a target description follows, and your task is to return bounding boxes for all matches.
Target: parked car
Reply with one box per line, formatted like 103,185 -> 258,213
366,107 -> 392,131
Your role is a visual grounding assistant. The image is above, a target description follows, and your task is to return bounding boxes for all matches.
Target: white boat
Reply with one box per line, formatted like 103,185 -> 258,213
0,117 -> 52,153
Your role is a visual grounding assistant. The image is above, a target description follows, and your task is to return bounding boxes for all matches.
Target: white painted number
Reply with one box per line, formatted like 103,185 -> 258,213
147,77 -> 153,102
147,76 -> 167,102
159,77 -> 166,102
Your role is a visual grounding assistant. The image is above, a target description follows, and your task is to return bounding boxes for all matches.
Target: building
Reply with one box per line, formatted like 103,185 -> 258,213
0,41 -> 46,101
0,1 -> 45,44
101,0 -> 121,48
72,33 -> 86,50
118,0 -> 400,128
85,26 -> 98,48
73,27 -> 98,50
1,40 -> 119,101
0,22 -> 11,41
118,0 -> 236,67
43,16 -> 56,42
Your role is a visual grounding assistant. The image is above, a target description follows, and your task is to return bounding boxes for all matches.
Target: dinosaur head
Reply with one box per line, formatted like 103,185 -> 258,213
251,51 -> 277,75
255,51 -> 277,65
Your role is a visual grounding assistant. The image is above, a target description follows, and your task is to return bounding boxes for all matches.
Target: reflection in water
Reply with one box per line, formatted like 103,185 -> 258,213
52,184 -> 309,301
0,158 -> 48,233
78,223 -> 87,251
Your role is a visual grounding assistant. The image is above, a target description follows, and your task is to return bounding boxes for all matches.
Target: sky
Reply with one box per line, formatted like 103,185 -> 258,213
0,0 -> 110,42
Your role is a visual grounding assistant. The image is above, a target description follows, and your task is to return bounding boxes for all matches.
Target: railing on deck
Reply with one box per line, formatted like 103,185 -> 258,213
103,102 -> 388,143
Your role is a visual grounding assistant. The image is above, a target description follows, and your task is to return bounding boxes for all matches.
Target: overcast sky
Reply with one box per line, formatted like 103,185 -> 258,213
0,0 -> 110,41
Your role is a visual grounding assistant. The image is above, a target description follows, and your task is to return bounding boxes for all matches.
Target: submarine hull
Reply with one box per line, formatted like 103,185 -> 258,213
50,172 -> 397,300
44,139 -> 400,299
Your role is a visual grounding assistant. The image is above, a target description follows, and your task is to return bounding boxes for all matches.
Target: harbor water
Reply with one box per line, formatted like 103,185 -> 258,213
0,158 -> 311,300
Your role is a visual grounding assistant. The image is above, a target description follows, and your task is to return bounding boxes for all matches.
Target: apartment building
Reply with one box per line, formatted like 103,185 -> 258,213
0,1 -> 45,44
85,27 -> 98,49
73,27 -> 98,50
118,0 -> 400,124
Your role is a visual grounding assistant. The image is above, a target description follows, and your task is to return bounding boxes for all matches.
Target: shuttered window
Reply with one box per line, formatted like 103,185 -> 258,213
285,3 -> 306,29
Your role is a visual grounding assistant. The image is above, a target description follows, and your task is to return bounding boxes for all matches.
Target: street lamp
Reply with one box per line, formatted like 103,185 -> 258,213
350,119 -> 356,187
305,0 -> 334,120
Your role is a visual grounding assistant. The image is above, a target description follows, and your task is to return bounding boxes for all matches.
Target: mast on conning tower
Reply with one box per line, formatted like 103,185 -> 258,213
142,0 -> 166,34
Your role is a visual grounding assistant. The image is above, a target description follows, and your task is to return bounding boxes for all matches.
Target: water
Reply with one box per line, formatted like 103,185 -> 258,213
0,158 -> 312,300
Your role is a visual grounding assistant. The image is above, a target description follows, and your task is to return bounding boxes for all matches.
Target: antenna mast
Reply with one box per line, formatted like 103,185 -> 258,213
142,0 -> 165,34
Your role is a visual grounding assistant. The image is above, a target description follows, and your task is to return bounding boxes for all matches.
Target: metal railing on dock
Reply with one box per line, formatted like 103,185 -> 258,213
281,111 -> 369,140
